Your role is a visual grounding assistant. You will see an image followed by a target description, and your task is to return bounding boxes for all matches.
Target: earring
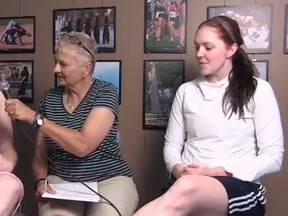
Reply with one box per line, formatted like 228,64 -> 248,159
82,75 -> 86,79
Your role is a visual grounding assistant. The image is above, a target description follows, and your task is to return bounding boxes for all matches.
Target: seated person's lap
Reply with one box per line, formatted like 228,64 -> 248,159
38,175 -> 138,216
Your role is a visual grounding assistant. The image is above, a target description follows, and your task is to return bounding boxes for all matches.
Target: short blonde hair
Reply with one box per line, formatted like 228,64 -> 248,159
55,31 -> 98,65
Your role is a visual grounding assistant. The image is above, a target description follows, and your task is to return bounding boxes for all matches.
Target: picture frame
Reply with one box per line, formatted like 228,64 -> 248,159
143,59 -> 185,130
0,60 -> 33,103
53,7 -> 116,53
207,4 -> 273,54
0,16 -> 35,53
93,60 -> 121,104
284,4 -> 288,54
144,0 -> 187,53
253,60 -> 269,81
54,60 -> 122,104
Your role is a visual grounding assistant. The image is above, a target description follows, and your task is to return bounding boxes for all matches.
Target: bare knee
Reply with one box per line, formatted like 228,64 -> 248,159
0,173 -> 23,200
166,176 -> 200,206
168,175 -> 211,208
167,175 -> 228,215
172,175 -> 199,196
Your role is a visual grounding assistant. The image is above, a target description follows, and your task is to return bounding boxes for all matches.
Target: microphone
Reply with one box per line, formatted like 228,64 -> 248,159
0,79 -> 12,99
0,78 -> 22,126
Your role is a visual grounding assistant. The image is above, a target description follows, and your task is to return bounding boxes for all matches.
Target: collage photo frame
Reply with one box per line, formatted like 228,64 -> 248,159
54,60 -> 121,105
284,4 -> 288,54
93,60 -> 122,104
143,59 -> 185,129
0,60 -> 33,103
0,16 -> 35,53
207,4 -> 273,54
253,60 -> 269,81
53,7 -> 116,53
144,0 -> 187,53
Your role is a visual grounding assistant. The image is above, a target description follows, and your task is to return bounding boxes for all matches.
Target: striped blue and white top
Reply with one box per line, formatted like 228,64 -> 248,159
38,79 -> 132,182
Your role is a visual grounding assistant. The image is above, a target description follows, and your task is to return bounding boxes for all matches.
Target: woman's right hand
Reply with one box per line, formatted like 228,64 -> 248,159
5,98 -> 35,124
35,181 -> 55,202
172,164 -> 186,179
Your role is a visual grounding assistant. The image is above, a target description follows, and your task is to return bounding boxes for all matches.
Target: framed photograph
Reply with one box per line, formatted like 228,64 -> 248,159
143,59 -> 185,130
0,16 -> 35,53
0,60 -> 33,103
53,7 -> 116,53
55,60 -> 121,104
207,4 -> 273,54
284,5 -> 288,54
144,0 -> 187,53
93,60 -> 121,104
253,60 -> 269,81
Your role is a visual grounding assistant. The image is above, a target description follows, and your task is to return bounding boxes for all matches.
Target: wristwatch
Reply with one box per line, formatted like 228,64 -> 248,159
34,113 -> 44,129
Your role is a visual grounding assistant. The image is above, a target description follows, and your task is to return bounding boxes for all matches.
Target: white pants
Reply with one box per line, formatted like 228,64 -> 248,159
38,175 -> 139,216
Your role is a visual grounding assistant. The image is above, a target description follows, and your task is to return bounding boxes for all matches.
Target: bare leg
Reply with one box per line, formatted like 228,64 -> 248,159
156,17 -> 165,41
0,172 -> 24,216
169,21 -> 175,41
134,175 -> 228,216
179,2 -> 186,46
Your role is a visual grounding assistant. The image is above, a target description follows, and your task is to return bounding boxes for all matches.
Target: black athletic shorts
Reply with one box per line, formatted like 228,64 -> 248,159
213,176 -> 266,216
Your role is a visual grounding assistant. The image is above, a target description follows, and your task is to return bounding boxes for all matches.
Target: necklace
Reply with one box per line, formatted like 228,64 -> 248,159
67,95 -> 75,110
66,79 -> 94,110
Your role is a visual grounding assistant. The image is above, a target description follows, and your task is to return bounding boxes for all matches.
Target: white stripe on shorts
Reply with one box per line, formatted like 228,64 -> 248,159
229,185 -> 266,214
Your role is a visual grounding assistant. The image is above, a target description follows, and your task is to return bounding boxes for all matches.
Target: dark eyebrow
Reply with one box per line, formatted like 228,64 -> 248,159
194,41 -> 214,46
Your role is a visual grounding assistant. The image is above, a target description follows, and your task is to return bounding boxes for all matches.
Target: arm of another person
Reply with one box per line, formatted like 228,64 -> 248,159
163,84 -> 187,179
0,92 -> 16,172
6,86 -> 118,158
223,80 -> 284,181
176,0 -> 181,11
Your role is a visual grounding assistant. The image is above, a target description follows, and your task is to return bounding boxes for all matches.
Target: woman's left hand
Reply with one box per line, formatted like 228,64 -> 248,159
5,99 -> 35,124
183,163 -> 211,176
183,163 -> 230,177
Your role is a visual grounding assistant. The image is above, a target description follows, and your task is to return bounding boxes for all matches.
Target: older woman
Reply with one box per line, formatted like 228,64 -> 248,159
5,31 -> 138,216
0,91 -> 23,216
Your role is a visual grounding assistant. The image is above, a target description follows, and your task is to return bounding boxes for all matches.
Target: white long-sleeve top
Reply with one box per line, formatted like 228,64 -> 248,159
164,76 -> 284,182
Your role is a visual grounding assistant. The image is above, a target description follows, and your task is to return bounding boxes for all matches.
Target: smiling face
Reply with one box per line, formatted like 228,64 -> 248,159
194,26 -> 237,83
